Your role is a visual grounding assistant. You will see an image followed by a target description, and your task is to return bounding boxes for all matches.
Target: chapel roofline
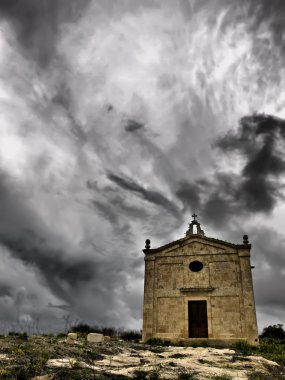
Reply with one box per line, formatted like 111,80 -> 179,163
143,234 -> 251,254
143,214 -> 251,254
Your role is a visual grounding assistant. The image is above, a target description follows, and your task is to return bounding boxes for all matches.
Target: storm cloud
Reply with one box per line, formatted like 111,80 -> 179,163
0,0 -> 285,332
0,0 -> 91,66
217,114 -> 285,212
175,114 -> 285,227
108,172 -> 180,217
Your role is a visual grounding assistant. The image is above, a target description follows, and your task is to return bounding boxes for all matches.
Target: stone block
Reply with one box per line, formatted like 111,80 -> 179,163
87,333 -> 104,343
66,333 -> 77,343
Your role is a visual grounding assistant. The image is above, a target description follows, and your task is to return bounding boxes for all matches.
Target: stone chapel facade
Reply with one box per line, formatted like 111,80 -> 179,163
142,215 -> 259,345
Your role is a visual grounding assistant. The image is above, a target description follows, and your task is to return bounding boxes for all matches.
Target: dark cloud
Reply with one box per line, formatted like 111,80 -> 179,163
0,284 -> 12,297
87,180 -> 148,221
125,120 -> 145,132
246,0 -> 285,47
0,229 -> 96,304
176,176 -> 237,229
91,200 -> 132,240
0,0 -> 91,66
0,172 -> 139,327
107,172 -> 180,217
175,181 -> 201,211
53,81 -> 87,143
175,114 -> 285,228
217,114 -> 285,212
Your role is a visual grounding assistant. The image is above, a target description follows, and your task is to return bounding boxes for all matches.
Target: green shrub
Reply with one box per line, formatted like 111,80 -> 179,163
178,372 -> 195,380
133,370 -> 148,380
70,323 -> 119,338
259,341 -> 284,354
8,331 -> 28,340
120,330 -> 142,341
13,352 -> 49,380
101,327 -> 118,338
70,323 -> 95,334
233,340 -> 253,355
146,338 -> 171,346
248,372 -> 284,379
260,324 -> 285,340
55,367 -> 93,379
149,370 -> 160,380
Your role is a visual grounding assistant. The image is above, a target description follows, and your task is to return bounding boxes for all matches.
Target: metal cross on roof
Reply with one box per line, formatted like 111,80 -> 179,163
192,213 -> 198,221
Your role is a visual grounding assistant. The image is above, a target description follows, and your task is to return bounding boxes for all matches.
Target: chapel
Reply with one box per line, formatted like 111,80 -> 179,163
142,215 -> 259,345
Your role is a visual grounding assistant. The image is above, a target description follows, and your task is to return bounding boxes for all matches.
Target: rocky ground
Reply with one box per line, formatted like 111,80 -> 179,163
0,335 -> 284,379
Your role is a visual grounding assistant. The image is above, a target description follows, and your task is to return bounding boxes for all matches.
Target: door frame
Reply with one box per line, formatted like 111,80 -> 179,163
188,300 -> 209,338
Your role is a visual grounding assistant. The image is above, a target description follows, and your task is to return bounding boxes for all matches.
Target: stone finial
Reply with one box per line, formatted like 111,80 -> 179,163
243,234 -> 249,244
145,239 -> 151,249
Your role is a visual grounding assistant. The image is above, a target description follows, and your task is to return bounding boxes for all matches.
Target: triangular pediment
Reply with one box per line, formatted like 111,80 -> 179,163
160,236 -> 230,255
144,233 -> 241,256
182,238 -> 227,252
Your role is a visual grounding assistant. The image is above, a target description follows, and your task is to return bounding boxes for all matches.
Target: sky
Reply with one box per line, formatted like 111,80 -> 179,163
0,0 -> 284,334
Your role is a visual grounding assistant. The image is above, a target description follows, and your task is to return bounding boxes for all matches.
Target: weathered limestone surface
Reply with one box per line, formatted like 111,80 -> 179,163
46,344 -> 281,379
142,218 -> 259,345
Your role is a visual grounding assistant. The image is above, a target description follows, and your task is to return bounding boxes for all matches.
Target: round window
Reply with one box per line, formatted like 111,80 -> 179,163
189,260 -> 203,272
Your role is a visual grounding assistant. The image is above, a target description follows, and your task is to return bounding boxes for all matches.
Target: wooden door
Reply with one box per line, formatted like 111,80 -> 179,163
188,301 -> 208,338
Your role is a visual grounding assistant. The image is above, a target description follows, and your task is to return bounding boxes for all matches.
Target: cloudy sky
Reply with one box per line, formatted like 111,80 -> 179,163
0,0 -> 284,333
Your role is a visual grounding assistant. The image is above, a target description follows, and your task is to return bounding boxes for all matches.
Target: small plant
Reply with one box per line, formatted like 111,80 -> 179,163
178,371 -> 196,380
0,369 -> 11,378
233,340 -> 253,355
55,367 -> 93,379
133,370 -> 148,380
248,372 -> 284,380
149,370 -> 160,380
